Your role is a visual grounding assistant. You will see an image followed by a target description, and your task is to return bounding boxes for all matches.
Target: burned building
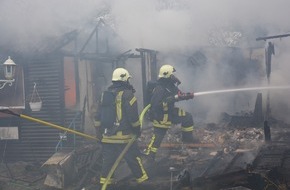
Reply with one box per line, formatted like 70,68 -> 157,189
0,21 -> 160,164
0,3 -> 290,189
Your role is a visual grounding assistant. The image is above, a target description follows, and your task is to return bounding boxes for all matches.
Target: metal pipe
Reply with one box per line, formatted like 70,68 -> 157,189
169,167 -> 177,190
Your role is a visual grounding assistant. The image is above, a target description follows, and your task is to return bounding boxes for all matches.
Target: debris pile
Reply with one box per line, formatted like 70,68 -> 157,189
1,111 -> 290,190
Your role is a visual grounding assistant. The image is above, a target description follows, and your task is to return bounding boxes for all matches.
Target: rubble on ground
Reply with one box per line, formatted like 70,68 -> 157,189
1,112 -> 290,190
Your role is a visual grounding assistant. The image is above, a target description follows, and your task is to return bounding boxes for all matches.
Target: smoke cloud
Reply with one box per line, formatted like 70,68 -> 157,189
1,0 -> 290,123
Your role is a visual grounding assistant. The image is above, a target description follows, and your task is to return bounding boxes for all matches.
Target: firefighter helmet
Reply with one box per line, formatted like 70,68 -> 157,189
112,68 -> 131,82
158,65 -> 176,78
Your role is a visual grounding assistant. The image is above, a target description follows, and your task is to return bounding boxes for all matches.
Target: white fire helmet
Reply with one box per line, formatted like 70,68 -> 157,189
112,68 -> 131,82
158,65 -> 176,78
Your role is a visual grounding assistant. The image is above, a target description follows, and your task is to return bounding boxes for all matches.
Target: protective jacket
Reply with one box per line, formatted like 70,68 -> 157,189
150,78 -> 180,128
94,81 -> 148,185
94,82 -> 141,143
145,78 -> 195,158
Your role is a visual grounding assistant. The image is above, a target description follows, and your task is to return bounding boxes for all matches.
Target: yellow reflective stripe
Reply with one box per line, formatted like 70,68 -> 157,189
163,102 -> 168,111
145,134 -> 156,155
101,133 -> 134,143
102,134 -> 133,139
161,114 -> 168,124
100,177 -> 114,184
153,120 -> 171,129
102,138 -> 132,143
178,109 -> 186,116
132,120 -> 140,127
129,96 -> 137,106
116,91 -> 124,121
181,126 -> 194,132
94,121 -> 101,127
102,132 -> 133,138
135,157 -> 149,183
150,147 -> 158,153
136,173 -> 149,183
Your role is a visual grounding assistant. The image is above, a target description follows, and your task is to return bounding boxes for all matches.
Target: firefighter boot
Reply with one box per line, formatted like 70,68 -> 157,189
182,132 -> 200,143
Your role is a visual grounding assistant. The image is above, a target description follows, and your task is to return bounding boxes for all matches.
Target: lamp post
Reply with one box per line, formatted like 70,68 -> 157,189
0,56 -> 16,89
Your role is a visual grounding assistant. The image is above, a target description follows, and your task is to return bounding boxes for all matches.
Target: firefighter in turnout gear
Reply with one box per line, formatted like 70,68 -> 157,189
144,64 -> 198,161
94,68 -> 148,189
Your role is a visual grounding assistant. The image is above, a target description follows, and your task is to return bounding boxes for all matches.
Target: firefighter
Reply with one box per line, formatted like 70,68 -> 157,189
144,64 -> 198,161
94,68 -> 148,189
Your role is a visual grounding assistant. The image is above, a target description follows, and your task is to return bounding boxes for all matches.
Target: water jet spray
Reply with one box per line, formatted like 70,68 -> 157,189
194,85 -> 290,97
140,85 -> 290,126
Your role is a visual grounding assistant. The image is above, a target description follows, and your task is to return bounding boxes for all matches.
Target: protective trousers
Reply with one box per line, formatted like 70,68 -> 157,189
146,108 -> 194,159
100,142 -> 148,186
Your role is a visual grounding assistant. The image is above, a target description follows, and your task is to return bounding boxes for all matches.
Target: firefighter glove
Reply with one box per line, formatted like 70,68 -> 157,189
174,91 -> 194,101
185,92 -> 194,99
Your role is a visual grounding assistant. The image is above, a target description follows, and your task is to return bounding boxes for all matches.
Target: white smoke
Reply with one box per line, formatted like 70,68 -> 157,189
1,0 -> 290,123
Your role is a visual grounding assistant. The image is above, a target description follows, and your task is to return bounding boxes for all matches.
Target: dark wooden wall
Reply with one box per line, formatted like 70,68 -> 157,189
0,55 -> 82,162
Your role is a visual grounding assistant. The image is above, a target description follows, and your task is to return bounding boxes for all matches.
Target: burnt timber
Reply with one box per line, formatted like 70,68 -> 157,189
182,142 -> 290,190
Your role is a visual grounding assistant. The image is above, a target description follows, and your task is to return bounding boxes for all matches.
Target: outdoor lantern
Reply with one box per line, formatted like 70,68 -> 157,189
0,56 -> 16,89
3,56 -> 16,80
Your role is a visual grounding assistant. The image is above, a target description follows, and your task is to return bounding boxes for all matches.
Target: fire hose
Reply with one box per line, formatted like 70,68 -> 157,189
101,102 -> 147,190
0,109 -> 136,190
0,109 -> 99,141
101,135 -> 137,190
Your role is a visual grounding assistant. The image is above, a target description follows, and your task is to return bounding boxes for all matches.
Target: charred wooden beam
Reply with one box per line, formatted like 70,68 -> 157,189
135,48 -> 158,53
184,143 -> 290,190
189,170 -> 268,190
253,93 -> 263,125
200,151 -> 223,177
55,30 -> 79,51
256,33 -> 290,41
135,48 -> 158,107
79,19 -> 105,54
